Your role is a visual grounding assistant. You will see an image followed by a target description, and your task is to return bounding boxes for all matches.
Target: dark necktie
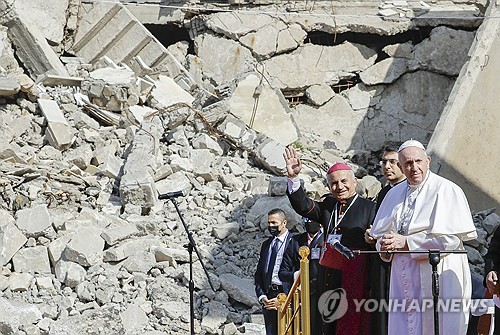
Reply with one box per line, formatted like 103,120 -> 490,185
264,238 -> 280,289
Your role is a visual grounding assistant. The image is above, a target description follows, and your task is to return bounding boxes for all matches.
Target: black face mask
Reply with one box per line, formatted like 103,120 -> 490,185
268,226 -> 281,237
305,220 -> 321,234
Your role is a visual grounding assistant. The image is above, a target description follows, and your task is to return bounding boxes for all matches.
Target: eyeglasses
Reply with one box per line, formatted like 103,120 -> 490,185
379,159 -> 399,166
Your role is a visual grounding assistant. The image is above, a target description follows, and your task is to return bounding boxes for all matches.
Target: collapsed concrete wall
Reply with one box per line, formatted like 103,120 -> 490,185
429,0 -> 500,212
123,1 -> 481,152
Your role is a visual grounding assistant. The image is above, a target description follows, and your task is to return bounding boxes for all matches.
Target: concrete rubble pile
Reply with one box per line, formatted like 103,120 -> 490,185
0,0 -> 497,334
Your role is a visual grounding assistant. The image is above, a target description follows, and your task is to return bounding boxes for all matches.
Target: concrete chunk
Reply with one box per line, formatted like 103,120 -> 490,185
12,246 -> 51,274
154,247 -> 190,263
9,272 -> 34,292
98,153 -> 124,179
64,227 -> 105,267
101,223 -> 140,246
54,260 -> 86,287
0,75 -> 20,96
37,99 -> 72,150
121,251 -> 156,273
0,210 -> 27,266
104,236 -> 161,262
192,133 -> 223,155
228,73 -> 298,146
360,57 -> 408,85
121,304 -> 149,332
149,75 -> 194,108
0,297 -> 42,332
201,301 -> 229,334
16,204 -> 52,238
120,122 -> 161,210
212,222 -> 240,240
219,273 -> 259,307
5,17 -> 69,78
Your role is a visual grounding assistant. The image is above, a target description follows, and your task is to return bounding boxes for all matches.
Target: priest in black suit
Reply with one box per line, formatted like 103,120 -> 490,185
283,147 -> 376,335
255,208 -> 293,335
279,217 -> 324,334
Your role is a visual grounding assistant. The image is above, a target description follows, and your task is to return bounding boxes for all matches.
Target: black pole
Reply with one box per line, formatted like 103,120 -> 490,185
353,249 -> 467,335
166,198 -> 215,335
188,240 -> 195,335
428,250 -> 441,335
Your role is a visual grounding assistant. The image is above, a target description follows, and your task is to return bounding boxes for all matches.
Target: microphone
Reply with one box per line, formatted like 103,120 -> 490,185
158,190 -> 185,200
331,240 -> 355,260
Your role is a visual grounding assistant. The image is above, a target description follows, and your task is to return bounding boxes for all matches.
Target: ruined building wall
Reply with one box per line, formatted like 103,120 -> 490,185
429,0 -> 500,212
120,1 -> 482,152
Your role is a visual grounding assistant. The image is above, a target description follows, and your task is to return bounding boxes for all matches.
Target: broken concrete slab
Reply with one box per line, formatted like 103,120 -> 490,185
98,153 -> 124,179
204,12 -> 275,40
5,16 -> 69,78
263,42 -> 378,89
0,27 -> 20,74
362,71 -> 454,150
342,84 -> 375,111
54,259 -> 86,287
103,236 -> 161,262
64,226 -> 105,267
0,75 -> 20,96
219,273 -> 258,307
14,0 -> 69,45
192,133 -> 223,156
0,210 -> 27,266
82,66 -> 139,112
239,20 -> 306,59
149,75 -> 194,109
254,139 -> 287,175
12,246 -> 51,274
15,204 -> 52,238
306,84 -> 335,106
37,99 -> 73,150
9,272 -> 34,292
383,42 -> 413,58
101,223 -> 140,246
155,171 -> 192,199
128,105 -> 156,125
360,57 -> 408,85
228,73 -> 298,146
217,116 -> 257,151
409,26 -> 475,76
195,33 -> 256,85
201,301 -> 229,334
38,74 -> 83,87
120,121 -> 161,210
294,93 -> 364,152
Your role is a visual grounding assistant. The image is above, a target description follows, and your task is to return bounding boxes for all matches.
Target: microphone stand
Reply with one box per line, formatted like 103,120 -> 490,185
352,249 -> 468,335
165,197 -> 215,335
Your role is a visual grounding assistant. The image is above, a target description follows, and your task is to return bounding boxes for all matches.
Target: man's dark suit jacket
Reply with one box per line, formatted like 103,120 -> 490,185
255,233 -> 293,299
287,188 -> 375,250
279,231 -> 324,294
483,226 -> 500,334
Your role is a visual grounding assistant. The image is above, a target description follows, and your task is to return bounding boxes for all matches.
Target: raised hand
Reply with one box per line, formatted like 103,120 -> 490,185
283,146 -> 302,178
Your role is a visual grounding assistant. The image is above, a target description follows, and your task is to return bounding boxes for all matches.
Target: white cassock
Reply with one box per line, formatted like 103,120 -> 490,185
371,171 -> 477,335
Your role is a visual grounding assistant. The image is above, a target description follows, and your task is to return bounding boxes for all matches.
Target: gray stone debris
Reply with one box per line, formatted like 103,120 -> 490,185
37,99 -> 73,150
0,0 -> 491,333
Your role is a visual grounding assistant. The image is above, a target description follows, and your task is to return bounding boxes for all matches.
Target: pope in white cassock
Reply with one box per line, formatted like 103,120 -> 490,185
370,140 -> 477,335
